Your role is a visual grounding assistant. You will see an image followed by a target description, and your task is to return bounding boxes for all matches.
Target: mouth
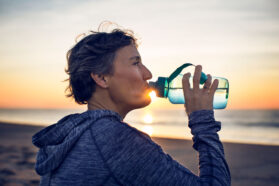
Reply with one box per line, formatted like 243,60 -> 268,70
144,82 -> 151,90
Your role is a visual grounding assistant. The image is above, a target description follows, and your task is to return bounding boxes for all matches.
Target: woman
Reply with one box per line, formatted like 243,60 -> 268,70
32,27 -> 231,185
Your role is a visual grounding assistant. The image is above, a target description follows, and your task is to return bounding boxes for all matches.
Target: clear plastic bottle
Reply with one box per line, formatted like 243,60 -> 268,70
148,64 -> 229,109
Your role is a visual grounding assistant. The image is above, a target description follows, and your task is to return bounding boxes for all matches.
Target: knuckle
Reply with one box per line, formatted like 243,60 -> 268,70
193,76 -> 199,82
205,80 -> 211,85
182,79 -> 189,87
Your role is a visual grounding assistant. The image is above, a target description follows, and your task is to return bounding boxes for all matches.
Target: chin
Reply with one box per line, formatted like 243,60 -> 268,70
141,98 -> 152,107
132,97 -> 151,110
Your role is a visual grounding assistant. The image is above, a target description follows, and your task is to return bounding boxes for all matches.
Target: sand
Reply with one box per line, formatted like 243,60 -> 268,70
0,122 -> 279,186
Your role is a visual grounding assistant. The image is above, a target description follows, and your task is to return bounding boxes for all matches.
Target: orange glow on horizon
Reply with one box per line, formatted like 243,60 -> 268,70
0,75 -> 279,110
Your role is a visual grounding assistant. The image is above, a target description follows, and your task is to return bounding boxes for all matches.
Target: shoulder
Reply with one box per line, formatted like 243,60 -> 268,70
90,117 -> 153,144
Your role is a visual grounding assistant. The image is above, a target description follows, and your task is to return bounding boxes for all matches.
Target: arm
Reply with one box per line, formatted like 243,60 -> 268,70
91,112 -> 230,185
189,110 -> 231,185
182,65 -> 231,185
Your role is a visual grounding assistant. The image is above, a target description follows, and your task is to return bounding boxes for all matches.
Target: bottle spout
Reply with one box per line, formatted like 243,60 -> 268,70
148,77 -> 168,98
148,81 -> 160,97
148,81 -> 157,89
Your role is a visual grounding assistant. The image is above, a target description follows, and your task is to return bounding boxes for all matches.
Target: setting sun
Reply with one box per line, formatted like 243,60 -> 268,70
143,114 -> 153,124
149,91 -> 157,102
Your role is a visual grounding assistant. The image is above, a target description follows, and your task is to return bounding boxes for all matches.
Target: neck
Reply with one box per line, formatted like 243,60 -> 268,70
87,89 -> 129,119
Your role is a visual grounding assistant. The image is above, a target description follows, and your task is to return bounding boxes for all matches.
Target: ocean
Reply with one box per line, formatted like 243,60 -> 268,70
0,108 -> 278,146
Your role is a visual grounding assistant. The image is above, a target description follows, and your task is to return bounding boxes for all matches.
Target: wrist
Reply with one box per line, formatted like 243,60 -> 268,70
188,110 -> 214,125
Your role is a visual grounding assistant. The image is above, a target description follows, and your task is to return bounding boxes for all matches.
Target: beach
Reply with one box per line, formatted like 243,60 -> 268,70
0,122 -> 279,186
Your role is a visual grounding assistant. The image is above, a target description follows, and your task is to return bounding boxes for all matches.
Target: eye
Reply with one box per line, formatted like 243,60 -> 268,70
133,61 -> 140,66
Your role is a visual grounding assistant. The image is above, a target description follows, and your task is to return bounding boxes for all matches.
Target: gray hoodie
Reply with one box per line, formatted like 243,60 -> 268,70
32,109 -> 230,185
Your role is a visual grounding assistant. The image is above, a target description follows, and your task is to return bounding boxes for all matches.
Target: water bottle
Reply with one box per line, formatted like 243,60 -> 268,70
148,63 -> 229,109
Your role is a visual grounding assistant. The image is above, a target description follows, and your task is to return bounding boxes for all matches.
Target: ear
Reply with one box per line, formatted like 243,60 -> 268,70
90,73 -> 109,88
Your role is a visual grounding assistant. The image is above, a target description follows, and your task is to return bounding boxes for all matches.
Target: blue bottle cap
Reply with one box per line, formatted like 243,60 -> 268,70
200,72 -> 208,84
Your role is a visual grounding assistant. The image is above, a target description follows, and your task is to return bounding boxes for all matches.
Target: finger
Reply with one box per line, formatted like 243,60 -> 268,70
182,73 -> 191,97
193,65 -> 202,91
209,79 -> 219,96
203,74 -> 212,91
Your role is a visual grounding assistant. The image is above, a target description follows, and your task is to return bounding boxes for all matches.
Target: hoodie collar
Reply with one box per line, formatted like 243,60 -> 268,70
32,109 -> 122,175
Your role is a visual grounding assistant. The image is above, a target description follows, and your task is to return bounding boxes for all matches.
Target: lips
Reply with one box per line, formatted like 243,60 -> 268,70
143,83 -> 151,90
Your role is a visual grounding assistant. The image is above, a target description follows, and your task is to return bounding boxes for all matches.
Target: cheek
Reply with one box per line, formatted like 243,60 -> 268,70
125,72 -> 145,95
118,70 -> 142,90
109,71 -> 147,102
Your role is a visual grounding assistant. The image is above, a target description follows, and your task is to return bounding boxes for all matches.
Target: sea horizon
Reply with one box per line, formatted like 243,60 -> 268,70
0,107 -> 279,146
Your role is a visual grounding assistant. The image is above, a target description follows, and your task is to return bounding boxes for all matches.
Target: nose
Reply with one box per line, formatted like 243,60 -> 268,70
142,64 -> 152,80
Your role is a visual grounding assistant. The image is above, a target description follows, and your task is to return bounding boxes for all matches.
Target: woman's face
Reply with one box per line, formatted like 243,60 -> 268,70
107,44 -> 152,112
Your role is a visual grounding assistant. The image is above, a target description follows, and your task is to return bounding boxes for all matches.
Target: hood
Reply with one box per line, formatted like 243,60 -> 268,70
32,109 -> 122,176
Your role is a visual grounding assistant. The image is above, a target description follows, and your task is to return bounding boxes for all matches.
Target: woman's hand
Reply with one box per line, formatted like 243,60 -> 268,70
182,65 -> 219,116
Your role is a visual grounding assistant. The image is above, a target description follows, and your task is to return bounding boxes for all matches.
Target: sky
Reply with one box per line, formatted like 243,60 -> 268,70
0,0 -> 279,109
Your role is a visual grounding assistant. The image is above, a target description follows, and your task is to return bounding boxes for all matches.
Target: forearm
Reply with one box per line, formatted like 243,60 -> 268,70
189,110 -> 231,186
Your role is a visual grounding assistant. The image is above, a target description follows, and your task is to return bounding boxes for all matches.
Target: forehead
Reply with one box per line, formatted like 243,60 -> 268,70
114,44 -> 140,62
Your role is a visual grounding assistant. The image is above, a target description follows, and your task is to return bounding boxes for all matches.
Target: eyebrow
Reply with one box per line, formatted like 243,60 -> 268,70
129,56 -> 141,61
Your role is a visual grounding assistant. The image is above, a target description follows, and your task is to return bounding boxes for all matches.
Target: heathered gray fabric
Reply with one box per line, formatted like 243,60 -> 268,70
32,109 -> 231,185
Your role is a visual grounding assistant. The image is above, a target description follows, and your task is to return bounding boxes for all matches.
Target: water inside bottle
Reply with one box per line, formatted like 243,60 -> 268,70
213,88 -> 229,109
167,75 -> 229,109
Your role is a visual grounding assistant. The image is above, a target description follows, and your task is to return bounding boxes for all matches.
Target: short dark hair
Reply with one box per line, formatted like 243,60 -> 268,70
65,28 -> 137,104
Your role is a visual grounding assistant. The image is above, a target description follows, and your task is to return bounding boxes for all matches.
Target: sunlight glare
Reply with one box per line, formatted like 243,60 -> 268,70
143,114 -> 153,124
149,90 -> 157,102
142,125 -> 154,136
